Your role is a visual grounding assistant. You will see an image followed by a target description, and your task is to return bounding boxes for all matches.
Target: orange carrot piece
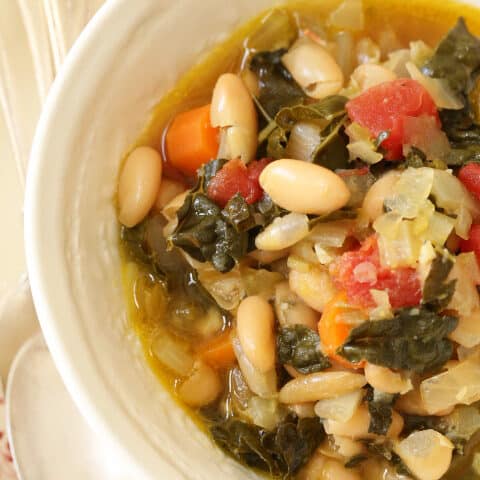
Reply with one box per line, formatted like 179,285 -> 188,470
165,104 -> 219,176
197,330 -> 236,369
318,292 -> 366,369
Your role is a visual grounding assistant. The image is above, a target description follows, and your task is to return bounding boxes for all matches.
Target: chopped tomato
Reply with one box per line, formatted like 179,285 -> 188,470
329,236 -> 422,309
346,79 -> 440,160
459,163 -> 480,201
460,224 -> 480,264
207,158 -> 270,207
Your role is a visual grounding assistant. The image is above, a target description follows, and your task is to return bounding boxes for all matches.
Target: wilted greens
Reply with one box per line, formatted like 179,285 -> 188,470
422,251 -> 456,310
277,325 -> 331,374
365,388 -> 397,436
210,415 -> 325,479
337,307 -> 458,373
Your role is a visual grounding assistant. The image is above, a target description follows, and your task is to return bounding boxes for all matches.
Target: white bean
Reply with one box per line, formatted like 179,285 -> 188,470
396,387 -> 454,417
320,459 -> 362,480
255,213 -> 310,251
274,281 -> 319,330
155,178 -> 185,211
289,265 -> 338,312
394,430 -> 454,480
282,38 -> 344,99
237,296 -> 276,373
323,404 -> 404,440
259,159 -> 350,215
351,63 -> 397,92
289,402 -> 317,418
333,436 -> 366,459
297,450 -> 327,480
364,363 -> 413,394
279,371 -> 366,404
211,73 -> 257,163
118,146 -> 162,227
361,171 -> 401,222
248,248 -> 290,264
177,361 -> 222,407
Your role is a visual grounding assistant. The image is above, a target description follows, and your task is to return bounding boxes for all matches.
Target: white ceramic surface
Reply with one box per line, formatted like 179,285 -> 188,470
23,0 -> 480,479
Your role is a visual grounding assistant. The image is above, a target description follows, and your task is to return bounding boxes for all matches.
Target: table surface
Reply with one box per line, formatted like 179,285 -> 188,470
0,2 -> 106,477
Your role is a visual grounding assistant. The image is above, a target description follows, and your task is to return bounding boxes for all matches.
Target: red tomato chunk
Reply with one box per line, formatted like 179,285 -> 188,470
346,79 -> 440,160
460,224 -> 480,265
207,158 -> 270,207
459,163 -> 480,201
330,236 -> 422,309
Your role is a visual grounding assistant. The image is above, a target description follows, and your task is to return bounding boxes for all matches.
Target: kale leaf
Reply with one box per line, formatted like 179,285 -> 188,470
422,18 -> 480,165
423,17 -> 480,94
277,325 -> 331,374
250,49 -> 306,119
405,146 -> 447,169
210,415 -> 325,479
337,306 -> 458,374
422,251 -> 456,311
365,388 -> 397,436
120,214 -> 230,333
261,94 -> 350,169
169,160 -> 284,273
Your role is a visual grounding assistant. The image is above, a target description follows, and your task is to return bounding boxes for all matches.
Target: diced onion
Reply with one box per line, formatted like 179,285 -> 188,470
198,267 -> 244,310
406,62 -> 464,110
255,213 -> 310,251
455,204 -> 473,240
285,121 -> 321,161
308,220 -> 353,247
314,390 -> 363,422
409,40 -> 434,66
420,357 -> 480,414
151,333 -> 195,377
246,396 -> 284,430
355,37 -> 381,64
334,30 -> 356,78
383,48 -> 411,77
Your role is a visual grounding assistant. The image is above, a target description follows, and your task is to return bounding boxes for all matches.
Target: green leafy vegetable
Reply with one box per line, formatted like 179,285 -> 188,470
423,18 -> 480,165
365,388 -> 397,436
422,251 -> 456,310
260,95 -> 350,169
250,49 -> 306,119
365,441 -> 412,476
423,18 -> 480,95
169,160 -> 284,273
210,415 -> 325,479
344,454 -> 368,469
405,146 -> 447,169
277,325 -> 331,374
337,307 -> 458,373
121,215 -> 229,334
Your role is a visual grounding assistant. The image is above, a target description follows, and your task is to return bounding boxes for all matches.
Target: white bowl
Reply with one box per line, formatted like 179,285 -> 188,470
23,0 -> 480,479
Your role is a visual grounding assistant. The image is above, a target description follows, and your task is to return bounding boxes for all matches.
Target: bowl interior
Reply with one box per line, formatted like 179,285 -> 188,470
25,0 -> 480,478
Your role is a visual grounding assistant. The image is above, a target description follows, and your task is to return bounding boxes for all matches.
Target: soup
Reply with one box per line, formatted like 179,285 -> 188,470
117,0 -> 480,478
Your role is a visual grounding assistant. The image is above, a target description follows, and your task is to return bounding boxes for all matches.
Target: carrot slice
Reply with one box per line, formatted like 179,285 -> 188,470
165,104 -> 219,176
197,330 -> 236,369
318,292 -> 366,369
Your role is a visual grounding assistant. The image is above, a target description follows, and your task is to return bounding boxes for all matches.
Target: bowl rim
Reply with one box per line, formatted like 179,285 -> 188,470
23,0 -> 185,477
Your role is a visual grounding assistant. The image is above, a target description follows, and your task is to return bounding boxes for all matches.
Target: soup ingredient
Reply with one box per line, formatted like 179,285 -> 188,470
361,171 -> 401,222
337,306 -> 458,374
210,73 -> 258,163
364,363 -> 412,395
197,330 -> 236,369
177,360 -> 222,407
255,213 -> 310,251
206,158 -> 269,207
170,159 -> 281,273
165,104 -> 219,175
313,389 -> 363,422
422,251 -> 456,311
328,0 -> 365,31
346,78 -> 439,160
277,325 -> 331,374
237,295 -> 276,373
351,64 -> 397,92
210,415 -> 325,478
460,224 -> 480,264
232,335 -> 277,397
117,146 -> 162,227
250,49 -> 306,118
365,388 -> 397,436
318,292 -> 367,369
323,404 -> 404,439
419,356 -> 480,414
151,332 -> 194,376
259,159 -> 350,215
393,430 -> 454,480
282,38 -> 344,99
459,163 -> 480,201
155,178 -> 185,211
278,371 -> 367,404
330,236 -> 422,309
